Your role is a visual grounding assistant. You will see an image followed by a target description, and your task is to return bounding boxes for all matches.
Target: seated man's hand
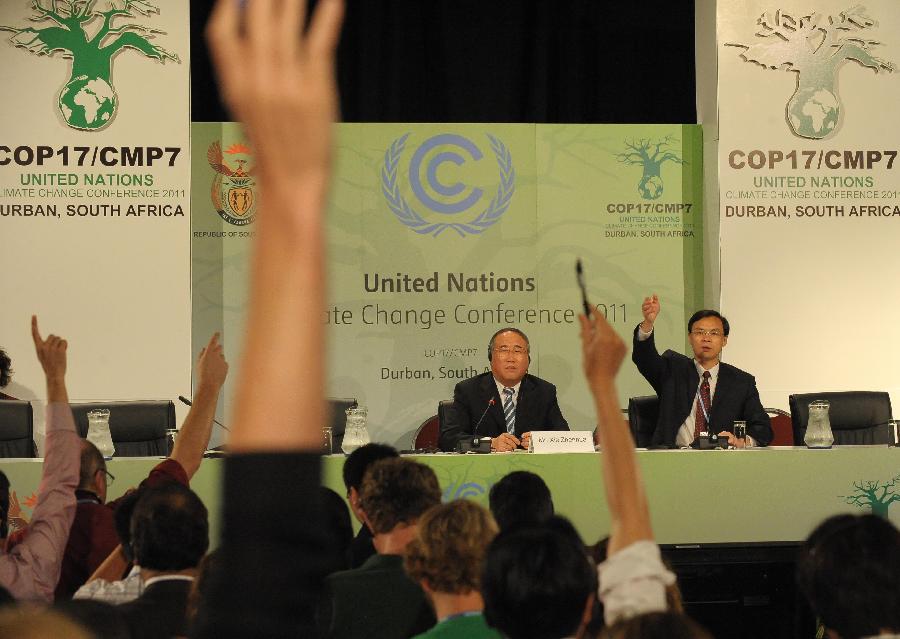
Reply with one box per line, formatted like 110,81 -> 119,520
717,431 -> 747,448
491,433 -> 520,452
520,431 -> 532,450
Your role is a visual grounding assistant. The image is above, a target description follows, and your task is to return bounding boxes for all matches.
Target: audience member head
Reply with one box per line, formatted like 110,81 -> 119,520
342,443 -> 398,522
358,458 -> 440,535
186,550 -> 224,633
797,513 -> 900,639
0,606 -> 92,639
405,499 -> 498,596
489,470 -> 554,531
54,599 -> 130,639
483,522 -> 595,639
130,482 -> 209,572
112,487 -> 145,563
0,349 -> 11,388
0,471 -> 9,540
0,585 -> 12,609
77,439 -> 110,502
585,536 -> 684,636
601,612 -> 712,639
319,486 -> 354,573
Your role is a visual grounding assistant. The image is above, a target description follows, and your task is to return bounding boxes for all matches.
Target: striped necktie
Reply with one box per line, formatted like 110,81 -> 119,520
502,387 -> 516,434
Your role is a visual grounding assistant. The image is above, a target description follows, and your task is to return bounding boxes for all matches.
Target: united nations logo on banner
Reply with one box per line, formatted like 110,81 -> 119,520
207,142 -> 257,226
381,133 -> 515,237
0,0 -> 180,131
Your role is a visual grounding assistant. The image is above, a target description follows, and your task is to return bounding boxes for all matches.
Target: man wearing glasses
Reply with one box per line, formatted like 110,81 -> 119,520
439,327 -> 569,452
633,295 -> 772,448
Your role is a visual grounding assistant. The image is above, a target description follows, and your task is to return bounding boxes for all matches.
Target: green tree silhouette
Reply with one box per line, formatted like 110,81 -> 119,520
616,136 -> 685,201
842,472 -> 900,518
0,0 -> 179,131
727,6 -> 895,140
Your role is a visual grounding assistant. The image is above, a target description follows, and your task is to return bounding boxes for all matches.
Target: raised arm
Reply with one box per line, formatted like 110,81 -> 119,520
580,309 -> 653,555
0,317 -> 79,601
193,1 -> 345,637
170,333 -> 228,478
208,0 -> 343,452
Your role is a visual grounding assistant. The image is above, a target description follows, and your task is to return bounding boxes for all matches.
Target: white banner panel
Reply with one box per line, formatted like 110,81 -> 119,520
718,1 -> 900,410
0,0 -> 192,447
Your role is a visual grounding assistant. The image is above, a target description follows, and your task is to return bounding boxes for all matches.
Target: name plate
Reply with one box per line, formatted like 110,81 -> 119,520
530,431 -> 595,454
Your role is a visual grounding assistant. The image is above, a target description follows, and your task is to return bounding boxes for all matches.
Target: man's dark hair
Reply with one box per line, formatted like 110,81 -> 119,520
483,522 -> 595,639
130,483 -> 209,571
342,443 -> 398,492
489,471 -> 554,531
797,513 -> 900,639
359,458 -> 441,534
0,349 -> 11,388
113,487 -> 147,563
687,310 -> 730,336
487,327 -> 530,362
78,440 -> 105,492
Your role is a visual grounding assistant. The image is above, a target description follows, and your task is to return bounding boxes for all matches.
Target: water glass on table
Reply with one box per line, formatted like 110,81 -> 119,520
733,421 -> 747,448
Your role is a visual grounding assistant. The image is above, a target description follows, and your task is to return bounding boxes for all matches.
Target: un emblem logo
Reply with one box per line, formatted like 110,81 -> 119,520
381,133 -> 515,237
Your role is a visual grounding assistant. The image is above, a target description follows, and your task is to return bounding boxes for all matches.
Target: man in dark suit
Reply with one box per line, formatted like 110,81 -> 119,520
116,482 -> 209,639
439,327 -> 569,452
633,295 -> 772,448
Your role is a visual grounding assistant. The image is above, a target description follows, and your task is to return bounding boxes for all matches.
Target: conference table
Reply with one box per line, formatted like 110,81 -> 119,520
3,446 -> 898,546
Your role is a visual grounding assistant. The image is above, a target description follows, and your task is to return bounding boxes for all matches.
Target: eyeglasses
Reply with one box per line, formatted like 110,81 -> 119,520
98,468 -> 115,485
690,329 -> 723,338
496,346 -> 527,356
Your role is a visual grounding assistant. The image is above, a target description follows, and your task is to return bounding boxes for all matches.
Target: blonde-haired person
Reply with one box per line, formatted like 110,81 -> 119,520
404,500 -> 502,639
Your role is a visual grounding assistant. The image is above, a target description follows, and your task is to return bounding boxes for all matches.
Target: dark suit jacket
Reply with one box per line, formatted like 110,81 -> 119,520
631,325 -> 772,447
317,553 -> 435,639
118,578 -> 192,639
438,372 -> 568,451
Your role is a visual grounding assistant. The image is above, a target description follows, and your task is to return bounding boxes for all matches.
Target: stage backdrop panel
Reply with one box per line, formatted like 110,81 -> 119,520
0,0 -> 192,449
192,123 -> 703,447
718,1 -> 900,411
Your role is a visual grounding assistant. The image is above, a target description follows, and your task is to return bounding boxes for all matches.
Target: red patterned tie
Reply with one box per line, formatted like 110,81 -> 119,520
693,370 -> 711,440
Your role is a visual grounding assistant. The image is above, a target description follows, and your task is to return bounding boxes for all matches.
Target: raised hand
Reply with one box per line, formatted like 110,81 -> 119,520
206,0 -> 345,223
579,308 -> 627,392
196,332 -> 229,392
31,316 -> 68,402
640,294 -> 660,331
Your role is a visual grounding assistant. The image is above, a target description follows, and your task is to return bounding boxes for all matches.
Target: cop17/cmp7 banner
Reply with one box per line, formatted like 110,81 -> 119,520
0,1 -> 191,441
718,1 -> 900,409
192,124 -> 703,446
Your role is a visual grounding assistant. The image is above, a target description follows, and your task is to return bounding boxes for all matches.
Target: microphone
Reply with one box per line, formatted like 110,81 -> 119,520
179,395 -> 230,432
473,398 -> 495,439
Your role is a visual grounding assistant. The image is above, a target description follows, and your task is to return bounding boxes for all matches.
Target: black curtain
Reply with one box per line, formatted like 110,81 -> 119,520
191,0 -> 696,124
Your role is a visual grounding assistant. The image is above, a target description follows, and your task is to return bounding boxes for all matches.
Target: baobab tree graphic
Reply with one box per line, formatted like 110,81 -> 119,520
616,137 -> 685,201
842,472 -> 900,518
0,0 -> 180,131
726,6 -> 895,140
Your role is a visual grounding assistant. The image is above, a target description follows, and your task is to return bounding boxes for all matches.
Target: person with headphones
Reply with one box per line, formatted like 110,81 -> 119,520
438,327 -> 568,452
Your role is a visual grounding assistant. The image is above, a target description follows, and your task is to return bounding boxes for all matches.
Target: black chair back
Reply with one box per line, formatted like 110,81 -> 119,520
788,391 -> 893,445
0,400 -> 35,458
437,399 -> 461,451
327,397 -> 357,453
627,395 -> 660,448
70,400 -> 175,456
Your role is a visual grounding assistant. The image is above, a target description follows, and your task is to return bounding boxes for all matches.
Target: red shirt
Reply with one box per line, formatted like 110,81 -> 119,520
54,458 -> 188,600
